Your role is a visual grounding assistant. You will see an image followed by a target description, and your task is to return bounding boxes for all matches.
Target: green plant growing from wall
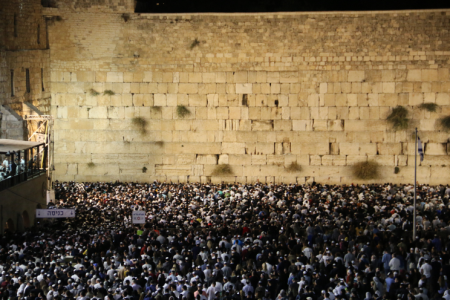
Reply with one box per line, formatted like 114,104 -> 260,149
121,14 -> 130,22
103,90 -> 115,96
142,166 -> 147,173
190,38 -> 200,49
211,164 -> 233,176
87,162 -> 95,168
351,161 -> 379,180
386,106 -> 409,131
89,89 -> 100,96
285,162 -> 302,173
394,167 -> 400,174
132,117 -> 147,134
418,102 -> 439,112
439,116 -> 450,132
177,105 -> 191,118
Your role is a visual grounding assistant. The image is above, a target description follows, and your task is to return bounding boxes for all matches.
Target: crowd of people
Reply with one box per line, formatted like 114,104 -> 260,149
2,180 -> 450,300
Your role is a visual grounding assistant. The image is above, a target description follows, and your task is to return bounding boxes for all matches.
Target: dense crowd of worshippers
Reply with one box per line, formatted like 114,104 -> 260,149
2,180 -> 450,300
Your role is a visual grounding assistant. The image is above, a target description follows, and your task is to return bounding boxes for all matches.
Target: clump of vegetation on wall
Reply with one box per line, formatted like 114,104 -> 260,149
418,102 -> 439,112
142,166 -> 147,173
439,116 -> 450,132
190,38 -> 200,49
103,90 -> 115,96
155,141 -> 164,147
152,106 -> 162,112
394,167 -> 400,174
89,89 -> 100,96
87,162 -> 95,168
132,117 -> 147,134
211,164 -> 233,176
285,162 -> 302,173
177,105 -> 191,118
352,161 -> 379,180
386,106 -> 409,131
121,14 -> 130,22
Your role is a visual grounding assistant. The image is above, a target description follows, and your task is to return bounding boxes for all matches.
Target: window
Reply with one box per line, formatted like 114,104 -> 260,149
41,68 -> 45,91
26,69 -> 30,93
37,25 -> 40,44
13,14 -> 17,37
10,70 -> 14,97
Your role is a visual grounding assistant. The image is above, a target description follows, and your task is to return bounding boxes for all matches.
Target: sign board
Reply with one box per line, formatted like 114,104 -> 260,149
36,209 -> 75,218
132,211 -> 146,224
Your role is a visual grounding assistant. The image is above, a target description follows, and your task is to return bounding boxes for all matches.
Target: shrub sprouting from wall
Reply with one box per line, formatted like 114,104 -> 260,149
351,161 -> 379,180
418,102 -> 439,112
89,89 -> 100,96
103,90 -> 115,96
190,38 -> 200,49
285,162 -> 302,173
211,164 -> 233,176
177,105 -> 191,118
386,106 -> 409,131
439,116 -> 450,132
132,117 -> 147,134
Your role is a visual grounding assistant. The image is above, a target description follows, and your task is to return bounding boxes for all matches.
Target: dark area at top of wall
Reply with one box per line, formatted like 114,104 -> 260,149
135,0 -> 449,13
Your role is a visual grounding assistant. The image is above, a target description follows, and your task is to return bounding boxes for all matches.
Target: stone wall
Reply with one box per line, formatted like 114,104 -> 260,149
0,0 -> 51,117
49,9 -> 450,184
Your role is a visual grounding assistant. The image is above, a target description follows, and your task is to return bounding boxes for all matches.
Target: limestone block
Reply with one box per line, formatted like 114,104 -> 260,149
222,142 -> 245,154
320,83 -> 327,94
292,142 -> 329,155
267,155 -> 284,166
328,120 -> 344,131
425,143 -> 447,155
176,154 -> 196,165
274,120 -> 291,131
407,70 -> 421,82
377,143 -> 402,155
152,94 -> 166,106
188,94 -> 206,107
345,95 -> 357,108
312,120 -> 327,131
252,155 -> 267,165
422,69 -> 438,82
346,155 -> 367,165
216,107 -> 228,119
339,143 -> 360,155
106,72 -> 123,83
168,143 -> 221,154
95,72 -> 107,82
88,107 -> 107,119
436,93 -> 450,105
383,82 -> 395,94
188,73 -> 202,83
280,72 -> 298,83
236,83 -> 252,94
178,83 -> 198,93
409,93 -> 423,105
228,154 -> 250,165
252,120 -> 273,131
420,155 -> 450,166
234,71 -> 247,83
359,143 -> 376,155
267,72 -> 280,83
348,71 -> 365,82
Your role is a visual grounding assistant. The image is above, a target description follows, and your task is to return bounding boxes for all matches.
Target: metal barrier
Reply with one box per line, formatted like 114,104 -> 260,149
0,169 -> 46,192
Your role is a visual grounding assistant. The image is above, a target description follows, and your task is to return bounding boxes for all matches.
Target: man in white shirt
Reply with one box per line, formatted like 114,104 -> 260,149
389,253 -> 401,271
206,282 -> 216,300
420,259 -> 432,278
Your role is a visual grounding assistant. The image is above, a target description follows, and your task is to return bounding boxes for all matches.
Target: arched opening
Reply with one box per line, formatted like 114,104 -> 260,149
5,219 -> 14,233
22,211 -> 30,229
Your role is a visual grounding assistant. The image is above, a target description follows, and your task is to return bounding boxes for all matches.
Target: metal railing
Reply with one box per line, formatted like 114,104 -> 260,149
0,168 -> 46,192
